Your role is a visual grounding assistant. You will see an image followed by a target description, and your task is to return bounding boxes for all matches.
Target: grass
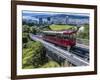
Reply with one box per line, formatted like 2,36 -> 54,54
41,60 -> 60,68
23,65 -> 34,69
49,24 -> 76,31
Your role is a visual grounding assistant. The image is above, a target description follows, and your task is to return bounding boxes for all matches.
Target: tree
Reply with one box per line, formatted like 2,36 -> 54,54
31,27 -> 37,34
22,41 -> 47,69
23,36 -> 28,43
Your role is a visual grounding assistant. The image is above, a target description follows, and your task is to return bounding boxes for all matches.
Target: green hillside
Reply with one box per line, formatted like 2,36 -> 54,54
49,24 -> 76,31
22,25 -> 61,69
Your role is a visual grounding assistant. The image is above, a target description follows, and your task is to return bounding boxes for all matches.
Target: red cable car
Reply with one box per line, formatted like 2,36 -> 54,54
42,30 -> 77,51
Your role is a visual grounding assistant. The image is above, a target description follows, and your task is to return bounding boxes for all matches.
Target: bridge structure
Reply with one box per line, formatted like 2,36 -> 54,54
29,33 -> 89,66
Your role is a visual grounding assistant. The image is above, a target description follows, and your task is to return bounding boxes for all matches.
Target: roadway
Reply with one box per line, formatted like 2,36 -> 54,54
76,43 -> 89,50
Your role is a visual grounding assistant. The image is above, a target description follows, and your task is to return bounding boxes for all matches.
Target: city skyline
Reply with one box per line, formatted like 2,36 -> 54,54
22,10 -> 89,25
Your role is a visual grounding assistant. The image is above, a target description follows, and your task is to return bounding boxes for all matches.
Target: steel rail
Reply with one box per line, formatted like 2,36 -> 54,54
29,33 -> 89,66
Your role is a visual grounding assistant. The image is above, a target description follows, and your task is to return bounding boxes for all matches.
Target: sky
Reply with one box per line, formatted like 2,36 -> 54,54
22,10 -> 90,20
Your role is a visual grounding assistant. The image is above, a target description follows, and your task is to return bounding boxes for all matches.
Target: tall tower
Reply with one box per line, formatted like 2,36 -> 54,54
39,18 -> 43,25
47,17 -> 51,25
66,16 -> 69,24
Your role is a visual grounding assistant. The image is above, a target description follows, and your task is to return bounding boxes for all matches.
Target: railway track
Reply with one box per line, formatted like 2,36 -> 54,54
35,34 -> 89,61
56,45 -> 89,62
41,40 -> 89,61
29,34 -> 89,66
70,46 -> 89,61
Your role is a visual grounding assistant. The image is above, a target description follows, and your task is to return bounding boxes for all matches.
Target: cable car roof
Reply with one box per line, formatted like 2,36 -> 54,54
42,30 -> 77,35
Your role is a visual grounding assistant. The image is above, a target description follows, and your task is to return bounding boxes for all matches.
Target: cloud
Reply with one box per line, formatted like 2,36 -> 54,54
22,16 -> 32,19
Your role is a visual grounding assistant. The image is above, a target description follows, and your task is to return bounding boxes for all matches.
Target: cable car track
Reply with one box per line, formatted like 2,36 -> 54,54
36,34 -> 89,61
41,38 -> 89,62
57,45 -> 89,62
30,34 -> 89,66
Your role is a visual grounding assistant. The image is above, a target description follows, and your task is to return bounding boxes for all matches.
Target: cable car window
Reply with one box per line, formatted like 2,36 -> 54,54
69,34 -> 74,40
63,34 -> 69,40
57,34 -> 61,39
73,34 -> 76,40
72,33 -> 76,40
69,35 -> 72,39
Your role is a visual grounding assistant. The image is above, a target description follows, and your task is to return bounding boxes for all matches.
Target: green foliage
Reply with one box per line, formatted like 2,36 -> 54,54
31,27 -> 37,34
40,25 -> 51,31
22,25 -> 30,33
22,41 -> 45,69
22,24 -> 61,69
23,65 -> 34,69
22,20 -> 35,26
22,33 -> 29,45
22,40 -> 60,69
41,60 -> 60,68
77,24 -> 89,39
23,24 -> 43,34
22,36 -> 28,43
22,24 -> 46,69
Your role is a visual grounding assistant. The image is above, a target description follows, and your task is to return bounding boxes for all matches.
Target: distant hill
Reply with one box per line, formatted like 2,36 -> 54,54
23,13 -> 89,19
52,14 -> 89,19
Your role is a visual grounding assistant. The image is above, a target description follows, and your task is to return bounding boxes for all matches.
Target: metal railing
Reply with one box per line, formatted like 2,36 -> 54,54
29,33 -> 89,66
